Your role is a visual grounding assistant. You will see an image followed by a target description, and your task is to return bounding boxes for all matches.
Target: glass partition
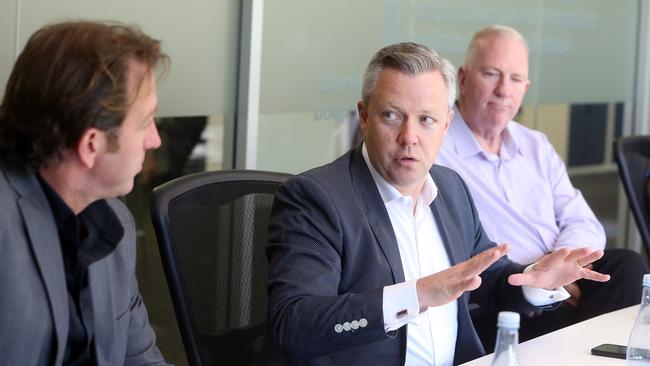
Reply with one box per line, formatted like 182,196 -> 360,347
258,0 -> 640,247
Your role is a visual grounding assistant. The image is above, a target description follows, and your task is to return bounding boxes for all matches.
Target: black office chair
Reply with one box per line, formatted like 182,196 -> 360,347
613,135 -> 650,262
150,170 -> 291,366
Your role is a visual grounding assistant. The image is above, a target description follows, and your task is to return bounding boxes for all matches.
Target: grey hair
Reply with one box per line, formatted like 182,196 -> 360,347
465,25 -> 529,66
362,42 -> 456,109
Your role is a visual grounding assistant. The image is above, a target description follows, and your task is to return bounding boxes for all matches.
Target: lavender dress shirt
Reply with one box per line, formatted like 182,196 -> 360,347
436,107 -> 606,265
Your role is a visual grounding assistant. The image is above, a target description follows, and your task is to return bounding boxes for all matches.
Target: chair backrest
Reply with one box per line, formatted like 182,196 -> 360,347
613,136 -> 650,259
150,170 -> 291,366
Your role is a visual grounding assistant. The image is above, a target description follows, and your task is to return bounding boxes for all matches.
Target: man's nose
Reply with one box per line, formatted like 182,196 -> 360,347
146,122 -> 162,150
494,76 -> 513,97
398,119 -> 418,145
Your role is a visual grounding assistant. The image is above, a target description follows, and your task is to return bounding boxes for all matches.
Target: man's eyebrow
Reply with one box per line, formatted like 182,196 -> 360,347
384,103 -> 406,114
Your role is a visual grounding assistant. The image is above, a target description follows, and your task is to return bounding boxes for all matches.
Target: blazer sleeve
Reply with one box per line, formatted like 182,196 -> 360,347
266,174 -> 390,361
123,276 -> 169,365
109,199 -> 170,366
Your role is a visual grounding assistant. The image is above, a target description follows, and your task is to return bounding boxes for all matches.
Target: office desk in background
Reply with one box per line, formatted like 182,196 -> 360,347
461,305 -> 638,365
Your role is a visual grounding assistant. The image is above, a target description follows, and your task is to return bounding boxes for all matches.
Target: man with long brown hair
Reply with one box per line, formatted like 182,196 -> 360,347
0,21 -> 170,365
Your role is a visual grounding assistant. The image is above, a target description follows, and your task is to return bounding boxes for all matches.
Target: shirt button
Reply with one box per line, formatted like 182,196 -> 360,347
343,322 -> 351,331
359,318 -> 368,328
351,320 -> 359,330
334,324 -> 343,333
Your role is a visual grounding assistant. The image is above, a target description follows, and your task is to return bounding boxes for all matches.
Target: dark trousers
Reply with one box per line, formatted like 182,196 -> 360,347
473,249 -> 648,353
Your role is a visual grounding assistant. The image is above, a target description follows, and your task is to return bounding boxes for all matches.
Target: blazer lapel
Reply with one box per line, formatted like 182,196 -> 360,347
428,179 -> 464,266
8,170 -> 68,363
349,148 -> 405,283
428,171 -> 482,363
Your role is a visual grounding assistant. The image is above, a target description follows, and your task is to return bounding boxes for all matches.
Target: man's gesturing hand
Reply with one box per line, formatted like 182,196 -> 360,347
507,247 -> 610,290
416,244 -> 510,309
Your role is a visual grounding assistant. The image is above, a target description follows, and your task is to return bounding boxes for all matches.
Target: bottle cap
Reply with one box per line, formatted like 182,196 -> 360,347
643,274 -> 650,287
497,311 -> 520,329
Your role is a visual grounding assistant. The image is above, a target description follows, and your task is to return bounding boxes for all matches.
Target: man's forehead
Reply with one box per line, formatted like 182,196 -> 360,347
376,68 -> 446,85
125,61 -> 155,99
469,47 -> 528,79
371,69 -> 450,108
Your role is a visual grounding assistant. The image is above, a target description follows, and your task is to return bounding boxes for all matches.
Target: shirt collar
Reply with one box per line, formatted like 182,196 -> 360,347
37,175 -> 124,265
361,143 -> 437,206
451,104 -> 522,160
37,174 -> 75,231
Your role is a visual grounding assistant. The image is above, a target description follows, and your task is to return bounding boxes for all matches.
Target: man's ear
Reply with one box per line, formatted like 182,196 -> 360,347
457,66 -> 468,95
524,78 -> 531,93
76,128 -> 104,169
357,100 -> 368,134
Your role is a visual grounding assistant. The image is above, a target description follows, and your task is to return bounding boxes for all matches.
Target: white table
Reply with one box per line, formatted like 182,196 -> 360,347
461,305 -> 638,365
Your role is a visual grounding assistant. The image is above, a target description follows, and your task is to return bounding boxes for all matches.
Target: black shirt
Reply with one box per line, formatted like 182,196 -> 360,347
37,176 -> 124,365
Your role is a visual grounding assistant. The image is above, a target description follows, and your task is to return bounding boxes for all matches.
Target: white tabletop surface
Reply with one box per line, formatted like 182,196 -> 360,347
460,305 -> 638,365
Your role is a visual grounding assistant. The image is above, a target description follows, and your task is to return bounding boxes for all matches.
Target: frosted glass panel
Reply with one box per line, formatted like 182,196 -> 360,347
16,0 -> 239,117
383,0 -> 637,104
258,0 -> 639,173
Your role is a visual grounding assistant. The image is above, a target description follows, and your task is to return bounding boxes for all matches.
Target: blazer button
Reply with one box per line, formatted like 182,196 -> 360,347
343,322 -> 351,331
334,324 -> 344,333
351,320 -> 359,330
359,318 -> 368,328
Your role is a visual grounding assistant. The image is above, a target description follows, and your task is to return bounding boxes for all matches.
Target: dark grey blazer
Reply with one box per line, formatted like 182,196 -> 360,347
0,161 -> 168,365
266,146 -> 537,365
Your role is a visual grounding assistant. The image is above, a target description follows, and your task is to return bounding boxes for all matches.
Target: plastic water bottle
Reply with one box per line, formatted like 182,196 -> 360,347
626,274 -> 650,365
491,311 -> 521,366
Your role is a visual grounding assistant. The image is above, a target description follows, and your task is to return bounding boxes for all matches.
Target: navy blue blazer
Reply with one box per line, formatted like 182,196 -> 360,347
266,147 -> 537,365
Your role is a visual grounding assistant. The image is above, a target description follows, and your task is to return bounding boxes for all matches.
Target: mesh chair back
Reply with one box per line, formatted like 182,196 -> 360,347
151,170 -> 291,366
614,136 -> 650,260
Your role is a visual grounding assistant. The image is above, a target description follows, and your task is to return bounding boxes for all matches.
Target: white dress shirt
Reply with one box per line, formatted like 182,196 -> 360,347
362,144 -> 569,366
363,145 -> 456,366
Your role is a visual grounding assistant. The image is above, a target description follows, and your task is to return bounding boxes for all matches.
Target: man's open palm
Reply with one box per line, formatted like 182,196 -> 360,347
508,247 -> 610,289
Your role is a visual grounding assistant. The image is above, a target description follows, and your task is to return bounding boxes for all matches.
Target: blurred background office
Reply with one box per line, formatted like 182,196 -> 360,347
2,0 -> 649,364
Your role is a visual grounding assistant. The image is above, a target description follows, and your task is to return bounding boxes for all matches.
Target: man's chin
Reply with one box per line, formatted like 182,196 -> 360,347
388,171 -> 427,189
115,181 -> 135,198
486,111 -> 515,126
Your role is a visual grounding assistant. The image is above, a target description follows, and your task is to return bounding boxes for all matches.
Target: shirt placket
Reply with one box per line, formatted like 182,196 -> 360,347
493,158 -> 512,204
413,197 -> 436,363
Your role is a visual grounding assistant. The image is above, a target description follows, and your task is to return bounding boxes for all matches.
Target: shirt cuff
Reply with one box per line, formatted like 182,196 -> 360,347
521,264 -> 571,306
383,280 -> 424,332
